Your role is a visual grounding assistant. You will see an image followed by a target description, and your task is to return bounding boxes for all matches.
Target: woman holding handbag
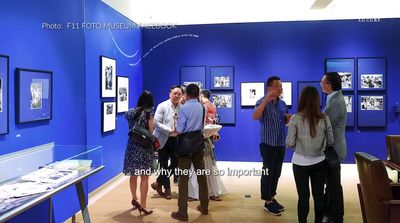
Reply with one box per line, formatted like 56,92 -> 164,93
123,90 -> 155,215
286,86 -> 334,223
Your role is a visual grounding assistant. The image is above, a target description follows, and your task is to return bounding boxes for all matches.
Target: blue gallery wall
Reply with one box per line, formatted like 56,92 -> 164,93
0,0 -> 86,222
0,0 -> 86,154
0,0 -> 142,222
84,0 -> 143,192
142,19 -> 400,163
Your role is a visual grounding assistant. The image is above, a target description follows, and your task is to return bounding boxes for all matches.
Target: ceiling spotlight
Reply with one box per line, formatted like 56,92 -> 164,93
310,0 -> 333,9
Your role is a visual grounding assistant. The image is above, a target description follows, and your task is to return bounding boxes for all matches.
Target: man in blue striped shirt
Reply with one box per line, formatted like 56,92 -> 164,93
253,76 -> 291,216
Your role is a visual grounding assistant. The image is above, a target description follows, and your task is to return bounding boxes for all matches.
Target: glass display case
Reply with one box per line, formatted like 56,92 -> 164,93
0,142 -> 104,223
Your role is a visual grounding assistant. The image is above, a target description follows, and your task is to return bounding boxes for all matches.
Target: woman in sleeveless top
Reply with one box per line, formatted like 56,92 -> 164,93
123,90 -> 155,215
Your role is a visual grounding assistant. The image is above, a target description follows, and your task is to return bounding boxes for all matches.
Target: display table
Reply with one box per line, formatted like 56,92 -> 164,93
203,124 -> 222,138
0,143 -> 103,223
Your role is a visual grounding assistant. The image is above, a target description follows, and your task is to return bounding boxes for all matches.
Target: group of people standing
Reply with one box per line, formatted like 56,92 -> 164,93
253,73 -> 346,223
121,71 -> 347,223
122,84 -> 226,220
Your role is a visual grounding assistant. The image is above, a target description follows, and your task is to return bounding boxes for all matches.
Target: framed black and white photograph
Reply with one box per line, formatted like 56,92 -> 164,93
180,66 -> 206,90
214,76 -> 230,87
30,82 -> 42,109
281,81 -> 292,107
210,66 -> 234,90
357,57 -> 386,91
117,76 -> 129,113
0,55 -> 9,134
240,82 -> 265,106
211,92 -> 235,125
360,96 -> 384,110
212,94 -> 233,108
358,94 -> 386,127
101,56 -> 116,98
344,95 -> 353,113
360,74 -> 383,89
183,81 -> 203,89
343,95 -> 355,127
102,102 -> 116,133
16,68 -> 52,124
325,58 -> 355,91
338,72 -> 352,89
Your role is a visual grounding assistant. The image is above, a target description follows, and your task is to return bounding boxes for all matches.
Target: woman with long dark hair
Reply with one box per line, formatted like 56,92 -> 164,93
123,90 -> 155,215
286,86 -> 334,223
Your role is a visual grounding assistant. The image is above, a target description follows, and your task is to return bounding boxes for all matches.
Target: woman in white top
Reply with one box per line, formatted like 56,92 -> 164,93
286,86 -> 334,223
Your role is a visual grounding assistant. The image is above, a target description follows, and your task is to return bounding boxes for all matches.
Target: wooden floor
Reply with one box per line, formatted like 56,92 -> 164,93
69,162 -> 362,223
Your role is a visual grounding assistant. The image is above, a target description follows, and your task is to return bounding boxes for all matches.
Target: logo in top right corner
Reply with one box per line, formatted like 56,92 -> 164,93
358,18 -> 381,23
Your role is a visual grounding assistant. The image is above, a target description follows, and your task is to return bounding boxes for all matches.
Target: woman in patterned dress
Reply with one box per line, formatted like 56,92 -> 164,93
123,90 -> 155,215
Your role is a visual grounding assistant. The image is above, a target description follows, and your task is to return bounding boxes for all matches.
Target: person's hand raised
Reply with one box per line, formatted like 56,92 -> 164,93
265,90 -> 279,103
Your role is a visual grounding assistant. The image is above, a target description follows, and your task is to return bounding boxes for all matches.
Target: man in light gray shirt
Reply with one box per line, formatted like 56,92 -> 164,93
321,72 -> 347,223
151,85 -> 182,199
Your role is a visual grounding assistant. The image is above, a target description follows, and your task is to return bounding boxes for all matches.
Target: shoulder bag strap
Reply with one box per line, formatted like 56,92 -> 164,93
202,105 -> 206,128
323,115 -> 331,146
134,110 -> 145,128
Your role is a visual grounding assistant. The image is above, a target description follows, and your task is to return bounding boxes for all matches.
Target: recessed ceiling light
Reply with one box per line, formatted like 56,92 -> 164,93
310,0 -> 333,9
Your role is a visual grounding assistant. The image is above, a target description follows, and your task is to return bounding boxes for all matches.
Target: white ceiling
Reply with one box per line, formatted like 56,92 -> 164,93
101,0 -> 400,25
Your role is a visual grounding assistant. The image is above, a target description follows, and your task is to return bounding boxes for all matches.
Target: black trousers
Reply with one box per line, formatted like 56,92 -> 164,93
324,163 -> 344,223
156,137 -> 178,190
293,160 -> 327,223
260,143 -> 285,201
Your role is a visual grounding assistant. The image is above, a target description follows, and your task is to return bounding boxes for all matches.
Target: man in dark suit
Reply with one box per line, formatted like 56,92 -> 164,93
321,72 -> 347,223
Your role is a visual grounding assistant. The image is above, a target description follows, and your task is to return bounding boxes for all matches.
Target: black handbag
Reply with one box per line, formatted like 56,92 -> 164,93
128,111 -> 155,149
175,106 -> 206,157
175,130 -> 205,156
323,116 -> 340,167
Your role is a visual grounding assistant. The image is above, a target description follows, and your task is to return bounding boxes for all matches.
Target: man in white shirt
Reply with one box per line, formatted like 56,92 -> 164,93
151,85 -> 183,199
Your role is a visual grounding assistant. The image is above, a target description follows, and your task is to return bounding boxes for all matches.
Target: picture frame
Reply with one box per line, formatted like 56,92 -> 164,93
325,58 -> 355,91
210,66 -> 234,90
357,57 -> 387,91
102,102 -> 116,133
281,81 -> 292,107
240,82 -> 265,107
117,76 -> 129,113
0,55 -> 9,134
358,94 -> 386,127
343,94 -> 355,127
211,92 -> 235,125
180,66 -> 206,89
297,81 -> 324,107
16,68 -> 52,124
101,56 -> 116,98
